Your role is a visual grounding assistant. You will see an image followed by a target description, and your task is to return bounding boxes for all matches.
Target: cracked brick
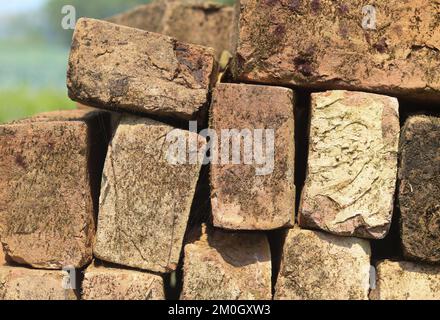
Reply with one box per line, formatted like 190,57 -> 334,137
67,18 -> 218,121
299,90 -> 400,239
94,115 -> 206,273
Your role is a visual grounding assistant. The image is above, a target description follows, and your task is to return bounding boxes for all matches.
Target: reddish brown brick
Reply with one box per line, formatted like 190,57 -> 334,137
0,109 -> 111,269
67,18 -> 218,121
210,83 -> 295,230
233,0 -> 440,101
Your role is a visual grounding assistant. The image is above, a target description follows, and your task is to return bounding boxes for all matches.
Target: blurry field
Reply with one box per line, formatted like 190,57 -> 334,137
0,39 -> 75,123
0,86 -> 75,124
0,0 -> 235,124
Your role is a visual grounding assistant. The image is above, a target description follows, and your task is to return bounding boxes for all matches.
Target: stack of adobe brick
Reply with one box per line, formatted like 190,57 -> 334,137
1,0 -> 440,300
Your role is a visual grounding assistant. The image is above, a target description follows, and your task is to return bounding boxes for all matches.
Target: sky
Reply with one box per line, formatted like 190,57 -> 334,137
0,0 -> 44,14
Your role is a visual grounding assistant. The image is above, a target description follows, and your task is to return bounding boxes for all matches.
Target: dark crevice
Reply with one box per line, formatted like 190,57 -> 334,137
266,229 -> 288,297
294,89 -> 312,219
399,97 -> 440,126
86,112 -> 113,225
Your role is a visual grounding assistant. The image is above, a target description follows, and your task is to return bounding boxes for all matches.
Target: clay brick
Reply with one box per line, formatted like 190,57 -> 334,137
371,260 -> 440,300
0,245 -> 5,266
233,0 -> 440,101
299,90 -> 399,239
108,0 -> 234,58
210,83 -> 295,230
67,18 -> 217,121
0,266 -> 77,300
275,228 -> 371,300
181,226 -> 272,300
398,115 -> 440,263
82,263 -> 165,300
94,115 -> 206,273
0,109 -> 111,269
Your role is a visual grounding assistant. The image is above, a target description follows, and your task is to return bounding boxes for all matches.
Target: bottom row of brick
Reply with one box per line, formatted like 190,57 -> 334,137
2,225 -> 439,300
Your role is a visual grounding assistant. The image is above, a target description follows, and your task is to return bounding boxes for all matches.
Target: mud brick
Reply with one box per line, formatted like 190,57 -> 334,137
108,0 -> 234,58
233,0 -> 440,101
82,263 -> 165,300
299,90 -> 400,239
371,260 -> 440,300
181,226 -> 272,300
398,115 -> 440,263
0,245 -> 5,266
94,115 -> 206,273
0,266 -> 77,300
67,18 -> 217,121
275,228 -> 371,300
0,109 -> 111,269
210,83 -> 295,230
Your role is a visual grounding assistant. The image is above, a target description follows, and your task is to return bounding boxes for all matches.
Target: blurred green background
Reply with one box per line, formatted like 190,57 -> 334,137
0,0 -> 234,123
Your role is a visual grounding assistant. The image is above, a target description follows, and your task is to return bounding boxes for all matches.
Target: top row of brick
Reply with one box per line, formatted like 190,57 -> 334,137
233,0 -> 440,101
67,0 -> 440,122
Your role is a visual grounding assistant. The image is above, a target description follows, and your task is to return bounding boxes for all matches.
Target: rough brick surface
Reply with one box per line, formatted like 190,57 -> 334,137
0,246 -> 5,266
398,115 -> 440,263
233,0 -> 440,100
108,0 -> 234,57
0,109 -> 110,269
371,260 -> 440,300
0,266 -> 77,300
299,90 -> 399,239
82,263 -> 165,300
94,115 -> 206,273
67,18 -> 217,121
210,83 -> 295,230
181,226 -> 272,300
275,228 -> 371,300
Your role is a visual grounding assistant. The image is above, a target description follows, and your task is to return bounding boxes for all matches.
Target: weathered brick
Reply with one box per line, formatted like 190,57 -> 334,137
108,0 -> 234,58
0,109 -> 111,269
0,266 -> 77,300
275,228 -> 371,300
0,245 -> 5,266
210,83 -> 295,230
299,90 -> 399,239
398,115 -> 440,263
233,0 -> 440,101
67,18 -> 218,121
82,263 -> 165,300
181,226 -> 272,300
94,115 -> 206,273
371,260 -> 440,300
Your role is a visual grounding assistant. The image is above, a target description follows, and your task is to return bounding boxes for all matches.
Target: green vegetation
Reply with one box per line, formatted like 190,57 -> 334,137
0,86 -> 75,124
0,0 -> 236,123
0,39 -> 74,123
